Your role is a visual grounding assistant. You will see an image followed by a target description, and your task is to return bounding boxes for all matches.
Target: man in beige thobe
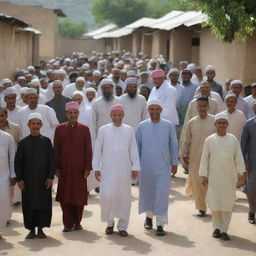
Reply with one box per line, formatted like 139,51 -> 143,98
182,81 -> 220,127
180,96 -> 215,216
221,93 -> 246,141
199,113 -> 245,241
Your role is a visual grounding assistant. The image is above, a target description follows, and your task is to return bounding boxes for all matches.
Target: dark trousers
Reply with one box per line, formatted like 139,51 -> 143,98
60,203 -> 84,228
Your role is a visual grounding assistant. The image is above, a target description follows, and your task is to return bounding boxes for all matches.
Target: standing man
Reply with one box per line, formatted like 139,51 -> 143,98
244,83 -> 256,119
179,69 -> 198,127
90,79 -> 121,143
15,113 -> 56,239
17,88 -> 59,142
199,113 -> 245,241
0,129 -> 16,239
46,80 -> 70,123
54,102 -> 92,232
3,87 -> 21,124
230,80 -> 249,118
0,107 -> 22,209
148,69 -> 179,126
241,100 -> 256,224
93,104 -> 140,237
120,78 -> 147,130
136,100 -> 178,236
179,96 -> 215,216
205,65 -> 223,98
221,94 -> 246,141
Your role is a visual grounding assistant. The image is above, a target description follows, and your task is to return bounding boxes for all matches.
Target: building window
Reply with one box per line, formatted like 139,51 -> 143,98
192,38 -> 200,46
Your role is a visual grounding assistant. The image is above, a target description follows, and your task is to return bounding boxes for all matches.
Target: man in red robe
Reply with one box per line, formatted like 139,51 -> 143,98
54,102 -> 92,232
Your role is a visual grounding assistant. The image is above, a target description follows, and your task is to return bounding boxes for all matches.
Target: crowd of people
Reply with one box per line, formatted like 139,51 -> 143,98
0,50 -> 255,242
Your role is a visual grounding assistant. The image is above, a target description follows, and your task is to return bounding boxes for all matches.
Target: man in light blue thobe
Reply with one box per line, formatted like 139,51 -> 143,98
241,100 -> 256,224
136,99 -> 178,236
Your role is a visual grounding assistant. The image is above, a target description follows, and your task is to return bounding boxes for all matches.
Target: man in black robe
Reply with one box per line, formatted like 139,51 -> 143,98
15,113 -> 56,239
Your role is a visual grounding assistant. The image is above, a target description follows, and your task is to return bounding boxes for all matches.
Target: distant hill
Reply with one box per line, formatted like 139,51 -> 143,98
0,0 -> 96,30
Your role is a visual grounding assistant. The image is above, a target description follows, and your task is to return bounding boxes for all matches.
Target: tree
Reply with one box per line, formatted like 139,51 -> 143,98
92,0 -> 152,27
59,19 -> 88,38
191,0 -> 256,42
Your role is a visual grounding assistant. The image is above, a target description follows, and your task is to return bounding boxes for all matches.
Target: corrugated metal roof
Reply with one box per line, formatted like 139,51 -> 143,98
94,17 -> 156,39
145,10 -> 184,28
0,13 -> 28,27
152,11 -> 206,30
16,27 -> 42,35
85,23 -> 118,37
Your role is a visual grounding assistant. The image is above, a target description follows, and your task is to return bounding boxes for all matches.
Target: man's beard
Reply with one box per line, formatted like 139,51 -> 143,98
127,91 -> 137,98
103,92 -> 113,101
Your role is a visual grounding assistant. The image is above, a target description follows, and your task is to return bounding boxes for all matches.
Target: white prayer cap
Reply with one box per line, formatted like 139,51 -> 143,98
230,80 -> 242,86
30,79 -> 40,86
20,87 -> 29,94
17,76 -> 26,80
205,65 -> 215,72
1,78 -> 12,85
187,63 -> 196,70
93,70 -> 101,76
168,68 -> 179,75
121,69 -> 127,74
52,80 -> 63,86
127,70 -> 136,76
76,77 -> 85,83
99,78 -> 114,87
72,90 -> 84,98
215,113 -> 229,122
49,59 -> 56,64
3,87 -> 17,97
28,113 -> 42,122
225,93 -> 237,101
25,88 -> 37,95
64,58 -> 71,62
81,63 -> 89,70
85,87 -> 96,93
27,65 -> 35,71
58,69 -> 67,75
147,99 -> 162,108
53,61 -> 60,66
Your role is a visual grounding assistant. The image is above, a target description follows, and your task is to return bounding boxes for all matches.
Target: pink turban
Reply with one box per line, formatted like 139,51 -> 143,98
65,102 -> 79,111
110,104 -> 124,113
151,69 -> 165,78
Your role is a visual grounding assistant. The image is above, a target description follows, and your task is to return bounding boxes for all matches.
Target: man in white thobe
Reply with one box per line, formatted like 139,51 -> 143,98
244,83 -> 256,119
93,104 -> 140,237
229,80 -> 249,118
17,88 -> 59,142
120,77 -> 147,131
90,79 -> 121,144
221,93 -> 246,141
148,69 -> 179,126
179,96 -> 215,216
62,77 -> 86,99
199,113 -> 245,241
3,87 -> 21,124
0,130 -> 16,239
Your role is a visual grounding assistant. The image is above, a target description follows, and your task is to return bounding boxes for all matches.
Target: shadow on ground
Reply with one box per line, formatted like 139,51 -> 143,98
106,233 -> 152,254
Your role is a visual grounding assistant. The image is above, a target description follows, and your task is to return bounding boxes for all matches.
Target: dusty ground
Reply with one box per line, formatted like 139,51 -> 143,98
1,167 -> 256,256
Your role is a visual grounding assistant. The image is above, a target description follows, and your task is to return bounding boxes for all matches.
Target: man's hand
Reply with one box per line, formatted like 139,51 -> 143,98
18,180 -> 25,191
56,169 -> 60,178
46,179 -> 53,189
95,171 -> 101,182
84,170 -> 90,178
202,177 -> 208,187
182,156 -> 189,166
131,171 -> 138,181
10,178 -> 16,186
171,165 -> 178,175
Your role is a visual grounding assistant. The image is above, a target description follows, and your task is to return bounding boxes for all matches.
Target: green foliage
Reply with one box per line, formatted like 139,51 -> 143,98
59,19 -> 88,38
191,0 -> 256,42
92,0 -> 152,27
